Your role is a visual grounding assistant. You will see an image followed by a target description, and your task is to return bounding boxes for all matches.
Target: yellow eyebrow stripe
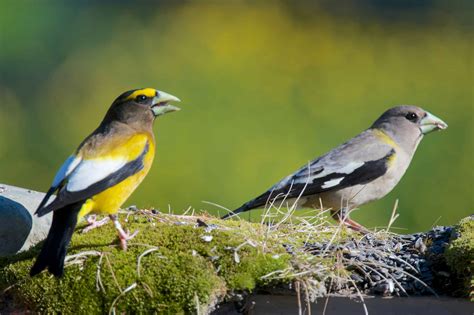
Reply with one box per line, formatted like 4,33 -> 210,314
125,88 -> 157,101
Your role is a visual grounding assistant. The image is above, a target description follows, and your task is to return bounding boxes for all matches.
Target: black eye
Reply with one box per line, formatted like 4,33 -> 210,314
405,112 -> 418,122
135,95 -> 147,103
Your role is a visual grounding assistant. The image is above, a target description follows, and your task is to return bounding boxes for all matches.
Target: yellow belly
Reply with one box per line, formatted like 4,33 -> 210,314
77,141 -> 155,219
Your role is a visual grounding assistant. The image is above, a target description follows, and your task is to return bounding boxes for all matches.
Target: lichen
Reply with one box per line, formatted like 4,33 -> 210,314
444,216 -> 474,299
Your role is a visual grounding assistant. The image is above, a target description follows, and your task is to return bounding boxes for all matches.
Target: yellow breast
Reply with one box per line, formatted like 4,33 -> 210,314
78,134 -> 155,218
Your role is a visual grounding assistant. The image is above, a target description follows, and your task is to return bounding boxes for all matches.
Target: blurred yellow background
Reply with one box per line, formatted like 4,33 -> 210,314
0,1 -> 472,232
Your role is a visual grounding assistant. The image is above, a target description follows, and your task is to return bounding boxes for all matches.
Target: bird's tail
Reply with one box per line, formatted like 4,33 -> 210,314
30,201 -> 83,277
221,204 -> 251,219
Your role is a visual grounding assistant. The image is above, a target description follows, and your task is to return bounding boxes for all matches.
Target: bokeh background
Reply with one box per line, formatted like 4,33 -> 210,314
0,1 -> 472,232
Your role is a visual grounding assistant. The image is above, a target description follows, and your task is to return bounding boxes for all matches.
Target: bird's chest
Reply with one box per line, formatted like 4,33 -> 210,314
340,149 -> 413,207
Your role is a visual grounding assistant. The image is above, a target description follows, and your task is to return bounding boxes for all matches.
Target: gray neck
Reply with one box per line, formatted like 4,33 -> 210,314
377,122 -> 423,157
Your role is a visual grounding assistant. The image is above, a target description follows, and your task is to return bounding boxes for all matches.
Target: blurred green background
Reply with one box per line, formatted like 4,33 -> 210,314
0,1 -> 472,232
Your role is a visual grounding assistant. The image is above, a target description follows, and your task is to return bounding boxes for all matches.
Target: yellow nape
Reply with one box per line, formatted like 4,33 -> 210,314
125,88 -> 157,101
373,129 -> 400,150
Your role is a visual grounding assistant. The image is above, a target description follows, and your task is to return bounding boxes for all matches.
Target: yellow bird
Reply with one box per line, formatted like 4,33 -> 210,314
30,88 -> 180,277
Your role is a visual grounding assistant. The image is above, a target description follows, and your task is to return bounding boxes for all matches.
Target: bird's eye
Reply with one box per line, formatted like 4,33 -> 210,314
135,95 -> 147,103
405,112 -> 418,122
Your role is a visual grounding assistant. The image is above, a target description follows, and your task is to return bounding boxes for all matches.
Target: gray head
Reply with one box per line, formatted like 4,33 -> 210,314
371,105 -> 448,152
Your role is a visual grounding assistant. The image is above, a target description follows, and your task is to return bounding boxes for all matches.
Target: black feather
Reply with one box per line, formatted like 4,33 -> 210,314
221,204 -> 250,219
30,201 -> 83,277
36,141 -> 149,217
223,149 -> 395,218
35,186 -> 57,216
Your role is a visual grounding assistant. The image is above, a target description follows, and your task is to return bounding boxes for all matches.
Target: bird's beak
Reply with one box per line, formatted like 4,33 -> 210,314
151,91 -> 181,116
420,111 -> 448,134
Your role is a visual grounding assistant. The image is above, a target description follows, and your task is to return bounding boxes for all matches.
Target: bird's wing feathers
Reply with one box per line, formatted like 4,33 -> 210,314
36,134 -> 150,216
35,155 -> 83,213
66,158 -> 129,192
243,130 -> 397,209
52,155 -> 83,188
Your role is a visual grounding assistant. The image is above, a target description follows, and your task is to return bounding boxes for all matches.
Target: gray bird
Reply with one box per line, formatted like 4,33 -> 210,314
222,105 -> 448,232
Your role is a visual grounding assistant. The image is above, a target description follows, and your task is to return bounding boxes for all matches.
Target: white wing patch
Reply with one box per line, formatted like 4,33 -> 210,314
270,160 -> 366,191
321,177 -> 344,189
292,161 -> 365,184
51,155 -> 82,188
314,161 -> 364,179
66,158 -> 128,192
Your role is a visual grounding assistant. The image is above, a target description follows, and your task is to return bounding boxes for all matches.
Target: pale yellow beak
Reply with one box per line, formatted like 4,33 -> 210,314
151,91 -> 181,116
420,111 -> 448,134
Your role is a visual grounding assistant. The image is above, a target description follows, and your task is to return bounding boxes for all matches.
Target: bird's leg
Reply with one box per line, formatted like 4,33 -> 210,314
86,214 -> 96,224
331,207 -> 370,234
109,214 -> 138,251
82,215 -> 111,233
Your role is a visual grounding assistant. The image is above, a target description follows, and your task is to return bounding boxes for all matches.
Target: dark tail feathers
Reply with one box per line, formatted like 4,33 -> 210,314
221,204 -> 251,219
221,191 -> 275,219
30,202 -> 83,277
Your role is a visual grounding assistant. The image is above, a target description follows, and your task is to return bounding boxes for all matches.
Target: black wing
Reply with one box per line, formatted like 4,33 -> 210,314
36,141 -> 149,216
239,148 -> 395,212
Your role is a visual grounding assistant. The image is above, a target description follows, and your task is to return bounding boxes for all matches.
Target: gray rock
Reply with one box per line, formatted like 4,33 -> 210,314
0,183 -> 51,256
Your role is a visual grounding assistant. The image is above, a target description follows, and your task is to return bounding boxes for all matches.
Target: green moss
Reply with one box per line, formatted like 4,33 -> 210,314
8,213 -> 473,311
1,212 -> 329,313
445,216 -> 474,299
0,221 -> 226,313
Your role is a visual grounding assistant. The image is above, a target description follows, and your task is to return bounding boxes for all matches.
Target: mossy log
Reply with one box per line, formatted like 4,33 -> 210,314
0,211 -> 472,314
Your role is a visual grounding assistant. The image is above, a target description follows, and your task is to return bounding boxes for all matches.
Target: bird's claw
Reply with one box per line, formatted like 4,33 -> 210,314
118,229 -> 139,251
82,216 -> 111,233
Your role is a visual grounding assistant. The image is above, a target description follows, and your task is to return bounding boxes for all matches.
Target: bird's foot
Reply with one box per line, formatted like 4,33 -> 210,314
332,208 -> 371,234
117,229 -> 139,251
82,215 -> 111,233
110,214 -> 138,251
343,218 -> 370,234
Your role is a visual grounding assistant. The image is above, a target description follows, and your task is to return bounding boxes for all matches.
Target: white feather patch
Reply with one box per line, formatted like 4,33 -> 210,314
274,161 -> 365,188
66,158 -> 128,192
321,177 -> 344,189
315,162 -> 364,178
52,155 -> 82,188
291,161 -> 364,185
